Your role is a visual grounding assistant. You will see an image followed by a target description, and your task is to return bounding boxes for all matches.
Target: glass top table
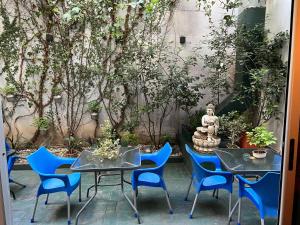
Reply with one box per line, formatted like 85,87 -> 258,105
214,148 -> 282,175
71,147 -> 141,225
71,147 -> 141,172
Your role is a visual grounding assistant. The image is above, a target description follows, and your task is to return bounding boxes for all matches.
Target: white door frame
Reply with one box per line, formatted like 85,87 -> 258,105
0,102 -> 13,225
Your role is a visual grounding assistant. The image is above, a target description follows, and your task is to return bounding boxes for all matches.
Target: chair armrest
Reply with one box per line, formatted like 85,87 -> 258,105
140,153 -> 157,162
39,173 -> 70,187
208,170 -> 233,179
194,155 -> 222,170
57,157 -> 77,167
236,175 -> 256,186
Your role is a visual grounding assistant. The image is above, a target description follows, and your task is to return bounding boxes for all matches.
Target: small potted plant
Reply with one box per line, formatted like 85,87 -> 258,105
53,87 -> 63,104
88,100 -> 102,120
246,126 -> 277,159
33,117 -> 50,135
0,84 -> 17,102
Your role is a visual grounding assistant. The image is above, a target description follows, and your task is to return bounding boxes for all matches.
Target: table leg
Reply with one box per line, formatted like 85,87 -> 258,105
75,172 -> 98,225
227,199 -> 239,225
120,170 -> 141,224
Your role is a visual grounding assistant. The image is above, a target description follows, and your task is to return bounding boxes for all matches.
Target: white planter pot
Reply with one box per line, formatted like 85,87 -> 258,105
54,95 -> 62,104
6,95 -> 15,102
91,112 -> 98,120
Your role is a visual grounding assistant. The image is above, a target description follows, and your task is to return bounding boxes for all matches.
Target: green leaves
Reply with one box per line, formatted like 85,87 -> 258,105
246,126 -> 277,148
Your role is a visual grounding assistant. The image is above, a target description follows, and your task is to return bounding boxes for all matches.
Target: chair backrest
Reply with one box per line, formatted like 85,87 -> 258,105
27,146 -> 60,175
253,172 -> 281,209
5,140 -> 11,153
185,144 -> 209,181
7,156 -> 18,176
153,142 -> 172,168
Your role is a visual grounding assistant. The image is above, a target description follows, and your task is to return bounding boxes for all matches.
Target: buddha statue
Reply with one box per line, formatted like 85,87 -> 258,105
192,104 -> 221,153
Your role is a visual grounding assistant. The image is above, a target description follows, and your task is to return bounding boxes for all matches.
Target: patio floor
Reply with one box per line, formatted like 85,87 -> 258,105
10,163 -> 277,225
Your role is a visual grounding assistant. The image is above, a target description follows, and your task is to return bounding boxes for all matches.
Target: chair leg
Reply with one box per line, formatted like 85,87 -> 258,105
237,197 -> 241,225
45,194 -> 49,205
133,189 -> 138,217
79,179 -> 82,202
189,193 -> 199,219
31,196 -> 39,223
10,190 -> 16,200
260,219 -> 265,225
185,176 -> 193,201
228,192 -> 232,219
164,190 -> 173,214
11,179 -> 26,188
67,195 -> 71,225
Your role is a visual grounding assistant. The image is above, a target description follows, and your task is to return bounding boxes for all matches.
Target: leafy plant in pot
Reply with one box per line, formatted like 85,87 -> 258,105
88,100 -> 102,120
53,87 -> 63,104
246,126 -> 277,159
33,117 -> 50,135
0,84 -> 17,102
219,111 -> 250,148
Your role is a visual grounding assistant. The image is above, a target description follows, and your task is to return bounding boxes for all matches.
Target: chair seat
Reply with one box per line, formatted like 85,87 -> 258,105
202,175 -> 226,187
42,173 -> 81,191
138,172 -> 161,184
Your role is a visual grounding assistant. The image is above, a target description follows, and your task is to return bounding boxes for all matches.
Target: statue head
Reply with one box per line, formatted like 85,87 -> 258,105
206,104 -> 215,116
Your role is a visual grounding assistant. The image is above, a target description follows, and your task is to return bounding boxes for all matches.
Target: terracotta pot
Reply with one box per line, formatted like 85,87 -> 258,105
239,133 -> 256,148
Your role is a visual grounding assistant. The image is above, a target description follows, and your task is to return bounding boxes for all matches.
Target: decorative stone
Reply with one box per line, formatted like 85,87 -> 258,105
192,104 -> 221,153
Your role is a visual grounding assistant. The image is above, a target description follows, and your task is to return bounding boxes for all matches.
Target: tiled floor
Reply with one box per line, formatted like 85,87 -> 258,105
10,163 -> 277,225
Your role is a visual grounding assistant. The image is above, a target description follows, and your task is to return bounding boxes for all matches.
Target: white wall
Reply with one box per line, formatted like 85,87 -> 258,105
265,0 -> 292,152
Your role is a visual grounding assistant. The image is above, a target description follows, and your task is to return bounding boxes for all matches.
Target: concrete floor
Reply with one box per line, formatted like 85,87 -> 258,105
10,163 -> 277,225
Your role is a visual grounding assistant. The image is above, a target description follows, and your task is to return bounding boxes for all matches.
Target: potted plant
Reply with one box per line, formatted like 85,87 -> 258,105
53,87 -> 63,104
246,126 -> 277,158
0,84 -> 17,102
33,117 -> 50,135
88,100 -> 102,120
219,111 -> 250,148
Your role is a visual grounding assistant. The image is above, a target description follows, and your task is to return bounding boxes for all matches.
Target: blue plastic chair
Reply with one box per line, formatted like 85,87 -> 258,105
5,140 -> 26,199
27,146 -> 81,225
236,172 -> 280,225
184,145 -> 223,201
131,142 -> 173,216
185,144 -> 233,219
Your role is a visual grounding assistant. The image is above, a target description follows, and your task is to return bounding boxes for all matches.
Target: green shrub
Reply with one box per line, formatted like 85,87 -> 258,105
0,84 -> 17,95
188,109 -> 206,131
246,126 -> 277,148
33,117 -> 50,130
88,100 -> 102,113
120,131 -> 138,146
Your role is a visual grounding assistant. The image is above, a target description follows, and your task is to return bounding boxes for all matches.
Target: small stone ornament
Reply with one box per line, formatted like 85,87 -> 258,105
192,104 -> 221,153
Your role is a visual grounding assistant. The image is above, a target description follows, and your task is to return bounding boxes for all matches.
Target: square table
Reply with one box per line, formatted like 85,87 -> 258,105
71,147 -> 141,225
214,148 -> 282,224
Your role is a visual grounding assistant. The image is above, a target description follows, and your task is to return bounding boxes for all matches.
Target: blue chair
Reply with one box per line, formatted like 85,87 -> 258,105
236,172 -> 280,225
5,140 -> 26,199
131,142 -> 173,216
27,146 -> 81,225
185,145 -> 223,201
185,144 -> 233,219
